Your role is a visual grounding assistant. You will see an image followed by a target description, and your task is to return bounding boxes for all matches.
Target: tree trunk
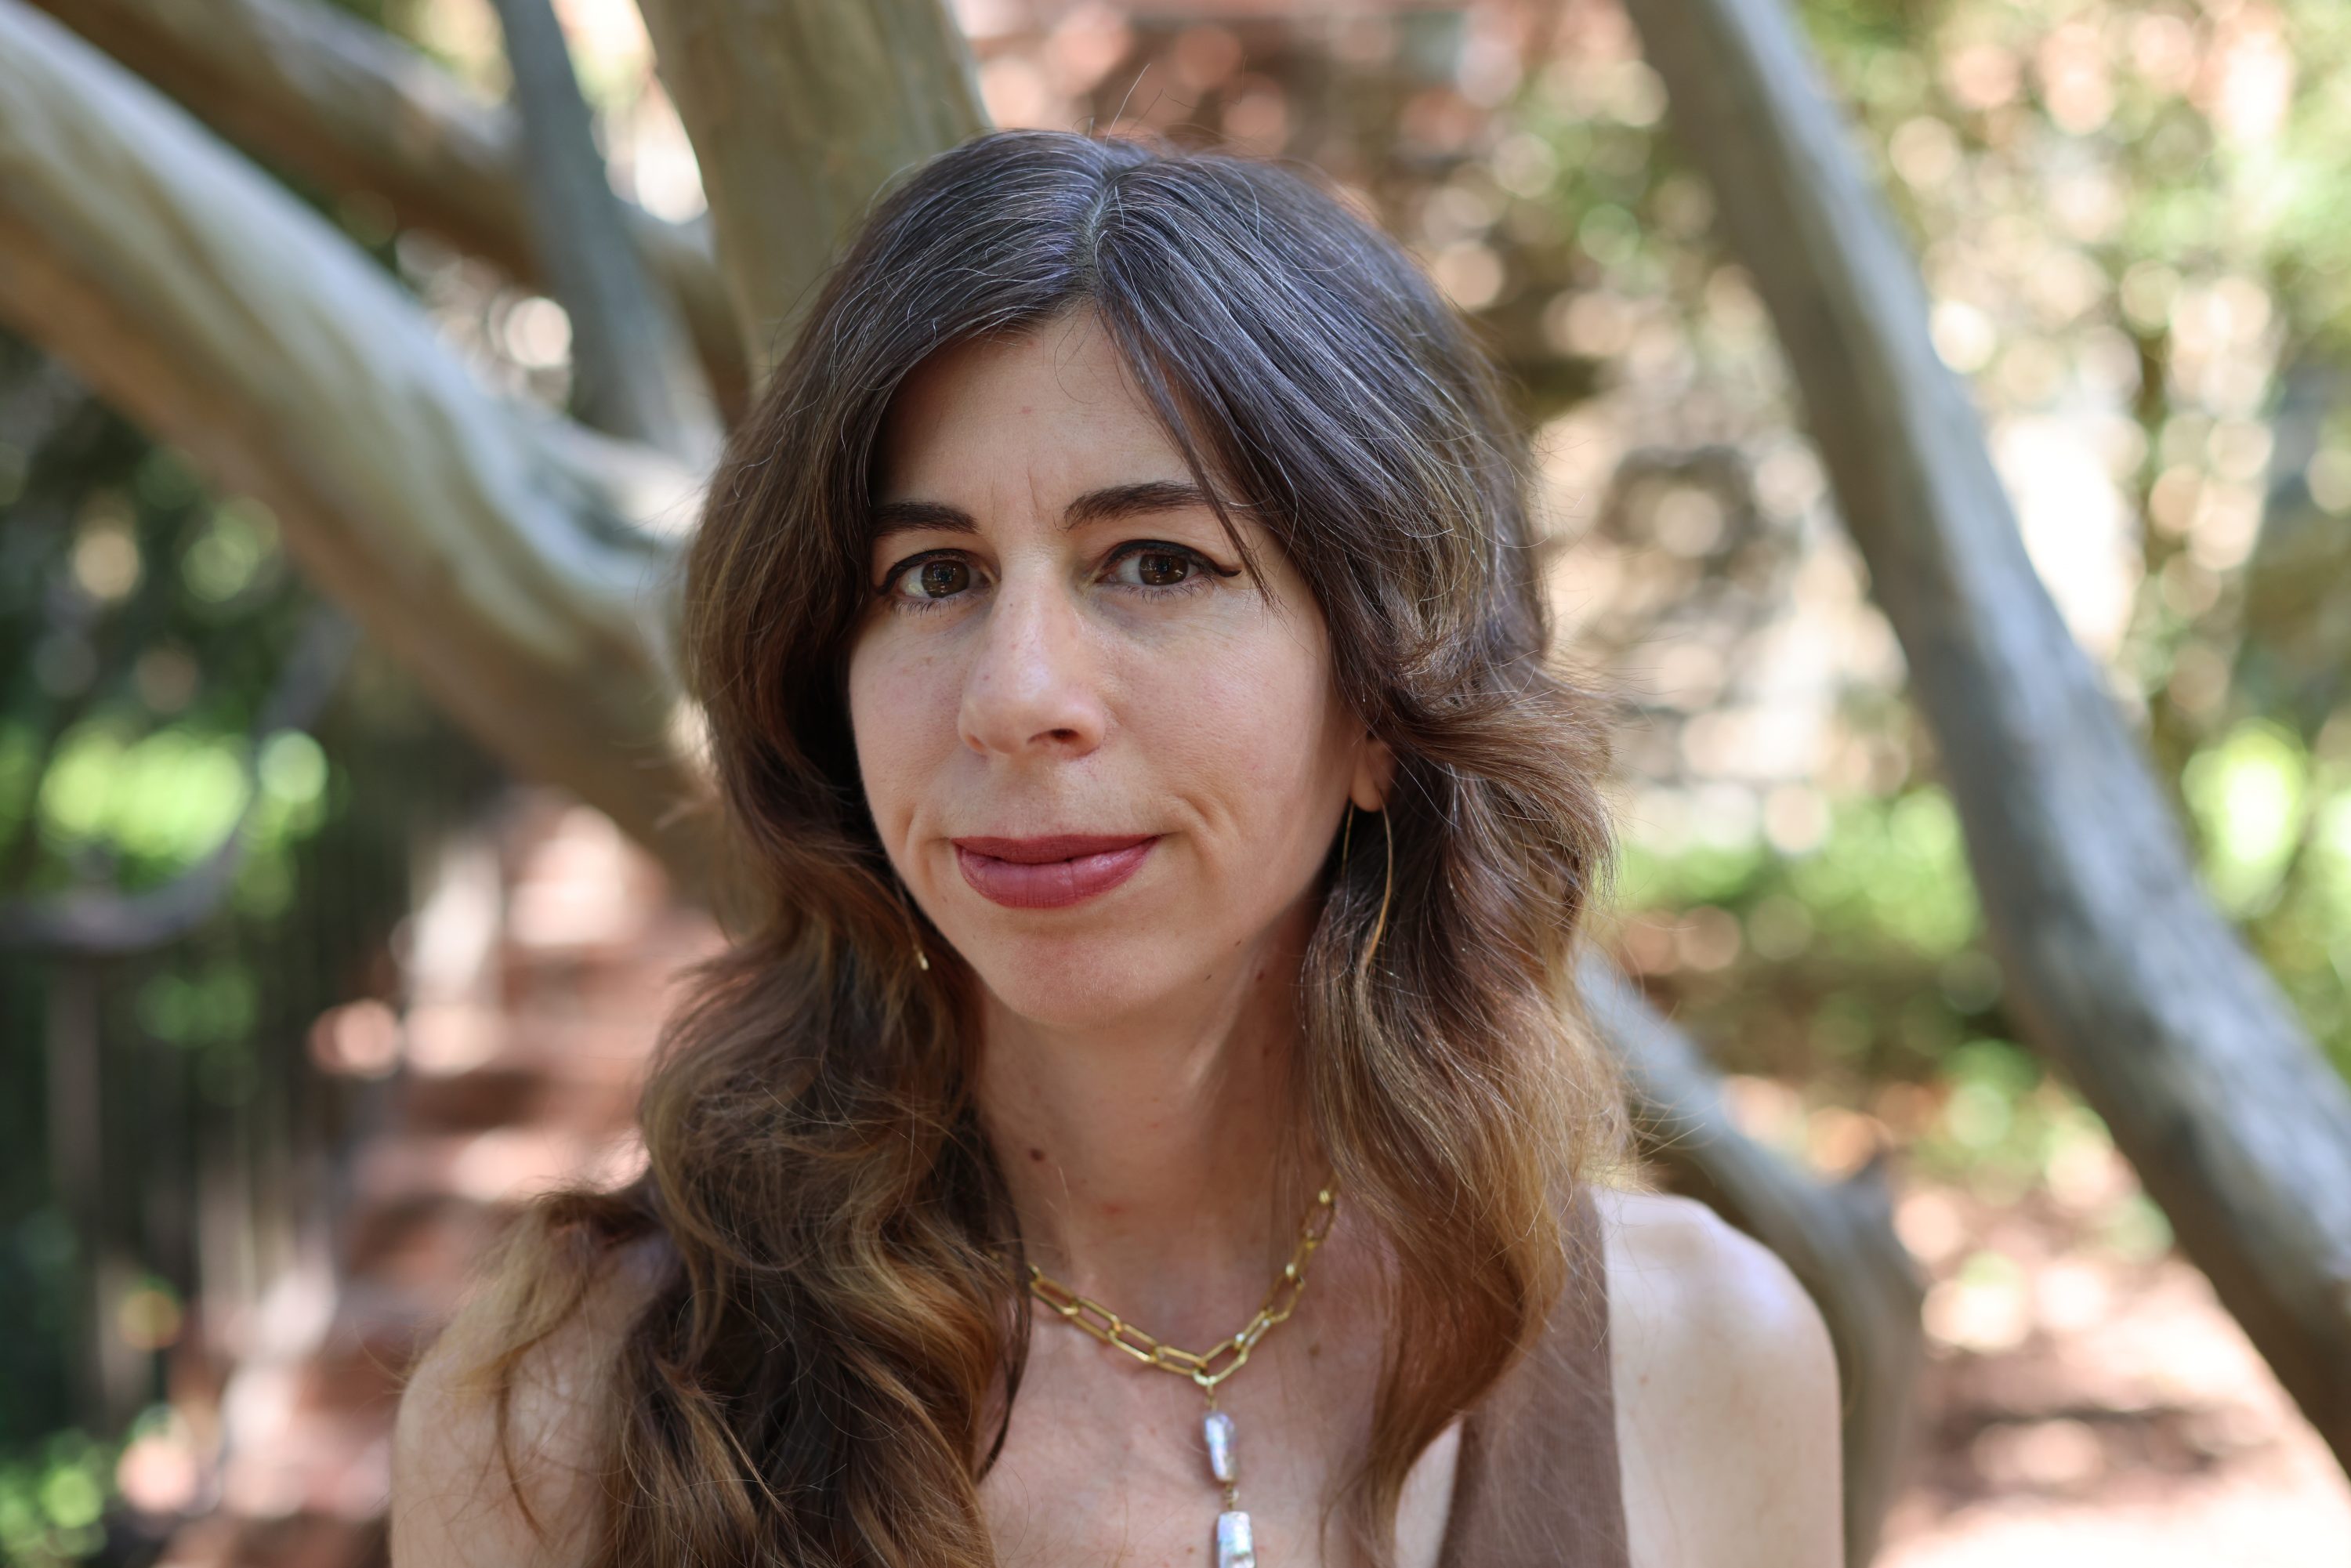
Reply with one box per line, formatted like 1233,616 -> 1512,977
486,0 -> 714,458
632,0 -> 987,381
1625,0 -> 2351,1468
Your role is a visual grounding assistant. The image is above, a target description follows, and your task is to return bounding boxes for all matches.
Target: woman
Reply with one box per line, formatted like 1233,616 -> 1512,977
391,129 -> 1840,1568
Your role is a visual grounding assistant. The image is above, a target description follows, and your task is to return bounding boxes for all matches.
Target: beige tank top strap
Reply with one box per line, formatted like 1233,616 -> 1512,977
1434,1183 -> 1629,1568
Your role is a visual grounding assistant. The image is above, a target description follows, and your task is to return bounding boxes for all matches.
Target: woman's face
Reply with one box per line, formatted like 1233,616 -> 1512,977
846,311 -> 1389,1031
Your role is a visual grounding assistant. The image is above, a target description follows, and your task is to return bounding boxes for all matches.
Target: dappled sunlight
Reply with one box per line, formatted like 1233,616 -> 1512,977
1880,1186 -> 2351,1566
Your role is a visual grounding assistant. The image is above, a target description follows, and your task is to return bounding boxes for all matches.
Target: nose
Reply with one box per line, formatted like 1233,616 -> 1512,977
958,564 -> 1107,759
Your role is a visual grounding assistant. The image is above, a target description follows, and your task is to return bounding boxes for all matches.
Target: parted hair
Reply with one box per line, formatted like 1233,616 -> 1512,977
450,128 -> 1625,1567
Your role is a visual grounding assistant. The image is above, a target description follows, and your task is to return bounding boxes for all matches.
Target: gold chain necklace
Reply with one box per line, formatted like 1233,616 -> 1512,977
1026,1185 -> 1338,1568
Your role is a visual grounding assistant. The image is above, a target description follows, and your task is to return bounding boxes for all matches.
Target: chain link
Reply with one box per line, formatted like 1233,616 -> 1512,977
1027,1186 -> 1337,1394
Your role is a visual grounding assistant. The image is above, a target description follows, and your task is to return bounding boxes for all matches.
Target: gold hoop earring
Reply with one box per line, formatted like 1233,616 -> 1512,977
1342,801 -> 1394,980
889,872 -> 930,972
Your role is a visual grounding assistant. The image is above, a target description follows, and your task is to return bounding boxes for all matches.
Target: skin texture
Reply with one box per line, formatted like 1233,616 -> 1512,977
388,314 -> 1845,1567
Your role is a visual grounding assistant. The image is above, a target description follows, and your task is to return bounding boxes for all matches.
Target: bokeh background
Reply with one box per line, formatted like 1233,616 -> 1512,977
4,0 -> 2350,1563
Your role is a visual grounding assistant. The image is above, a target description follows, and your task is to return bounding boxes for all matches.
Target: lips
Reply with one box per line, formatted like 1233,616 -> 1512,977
951,834 -> 1158,910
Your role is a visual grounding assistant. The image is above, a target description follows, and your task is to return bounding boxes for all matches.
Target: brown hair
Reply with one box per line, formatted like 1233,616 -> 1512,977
451,129 -> 1625,1567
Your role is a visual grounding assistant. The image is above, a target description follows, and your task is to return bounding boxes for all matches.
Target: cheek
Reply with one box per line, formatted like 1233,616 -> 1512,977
1147,621 -> 1346,835
846,634 -> 959,832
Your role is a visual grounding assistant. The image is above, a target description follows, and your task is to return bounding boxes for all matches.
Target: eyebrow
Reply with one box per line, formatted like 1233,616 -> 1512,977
866,480 -> 1217,544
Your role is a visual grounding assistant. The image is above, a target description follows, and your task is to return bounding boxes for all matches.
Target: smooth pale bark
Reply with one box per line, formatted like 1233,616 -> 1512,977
1625,0 -> 2351,1470
632,0 -> 987,382
1583,954 -> 1922,1566
25,0 -> 749,422
487,0 -> 713,458
0,0 -> 708,881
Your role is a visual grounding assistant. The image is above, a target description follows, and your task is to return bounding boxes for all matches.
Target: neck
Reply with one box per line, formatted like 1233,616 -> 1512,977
973,894 -> 1323,1345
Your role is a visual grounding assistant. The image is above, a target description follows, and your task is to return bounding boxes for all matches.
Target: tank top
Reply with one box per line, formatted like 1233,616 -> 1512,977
1433,1186 -> 1628,1567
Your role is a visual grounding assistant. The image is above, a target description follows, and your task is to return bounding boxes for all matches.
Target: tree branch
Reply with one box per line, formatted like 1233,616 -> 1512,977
24,0 -> 748,422
0,0 -> 709,888
632,0 -> 988,382
486,0 -> 712,460
1625,0 -> 2351,1471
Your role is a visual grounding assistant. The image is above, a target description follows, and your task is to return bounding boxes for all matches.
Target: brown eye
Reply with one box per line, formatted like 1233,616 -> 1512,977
1134,550 -> 1191,587
916,559 -> 970,598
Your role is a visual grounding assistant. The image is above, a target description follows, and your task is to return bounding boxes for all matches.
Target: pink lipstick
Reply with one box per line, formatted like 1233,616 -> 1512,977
952,834 -> 1157,910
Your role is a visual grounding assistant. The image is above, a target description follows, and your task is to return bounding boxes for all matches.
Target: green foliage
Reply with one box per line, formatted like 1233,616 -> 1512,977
179,501 -> 281,610
2183,719 -> 2308,913
1611,782 -> 2001,1136
1621,784 -> 1981,966
37,722 -> 251,872
1787,792 -> 1980,959
0,1429 -> 111,1566
1913,1038 -> 2072,1194
134,965 -> 258,1050
1617,831 -> 1765,908
2173,720 -> 2351,1076
0,333 -> 498,1479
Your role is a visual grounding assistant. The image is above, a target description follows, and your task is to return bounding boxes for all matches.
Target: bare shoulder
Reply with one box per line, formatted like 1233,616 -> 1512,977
388,1229 -> 671,1568
1593,1187 -> 1842,1568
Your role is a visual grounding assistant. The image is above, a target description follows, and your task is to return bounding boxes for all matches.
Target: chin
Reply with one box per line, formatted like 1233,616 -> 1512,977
959,926 -> 1197,1031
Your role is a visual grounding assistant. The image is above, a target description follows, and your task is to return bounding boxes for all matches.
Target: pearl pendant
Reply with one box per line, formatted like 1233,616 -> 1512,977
1215,1508 -> 1255,1568
1206,1410 -> 1250,1565
1204,1409 -> 1237,1484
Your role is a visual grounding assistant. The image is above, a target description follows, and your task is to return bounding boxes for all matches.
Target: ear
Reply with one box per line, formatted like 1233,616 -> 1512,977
1349,732 -> 1397,813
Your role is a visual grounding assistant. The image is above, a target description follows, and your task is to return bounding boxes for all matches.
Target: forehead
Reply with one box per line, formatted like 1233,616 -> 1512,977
874,312 -> 1194,503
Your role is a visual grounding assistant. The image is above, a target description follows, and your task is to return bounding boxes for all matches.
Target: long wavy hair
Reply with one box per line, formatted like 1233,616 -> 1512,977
451,129 -> 1625,1567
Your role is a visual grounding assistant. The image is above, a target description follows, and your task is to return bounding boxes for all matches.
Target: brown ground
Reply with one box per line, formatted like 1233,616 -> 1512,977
1877,1177 -> 2351,1566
